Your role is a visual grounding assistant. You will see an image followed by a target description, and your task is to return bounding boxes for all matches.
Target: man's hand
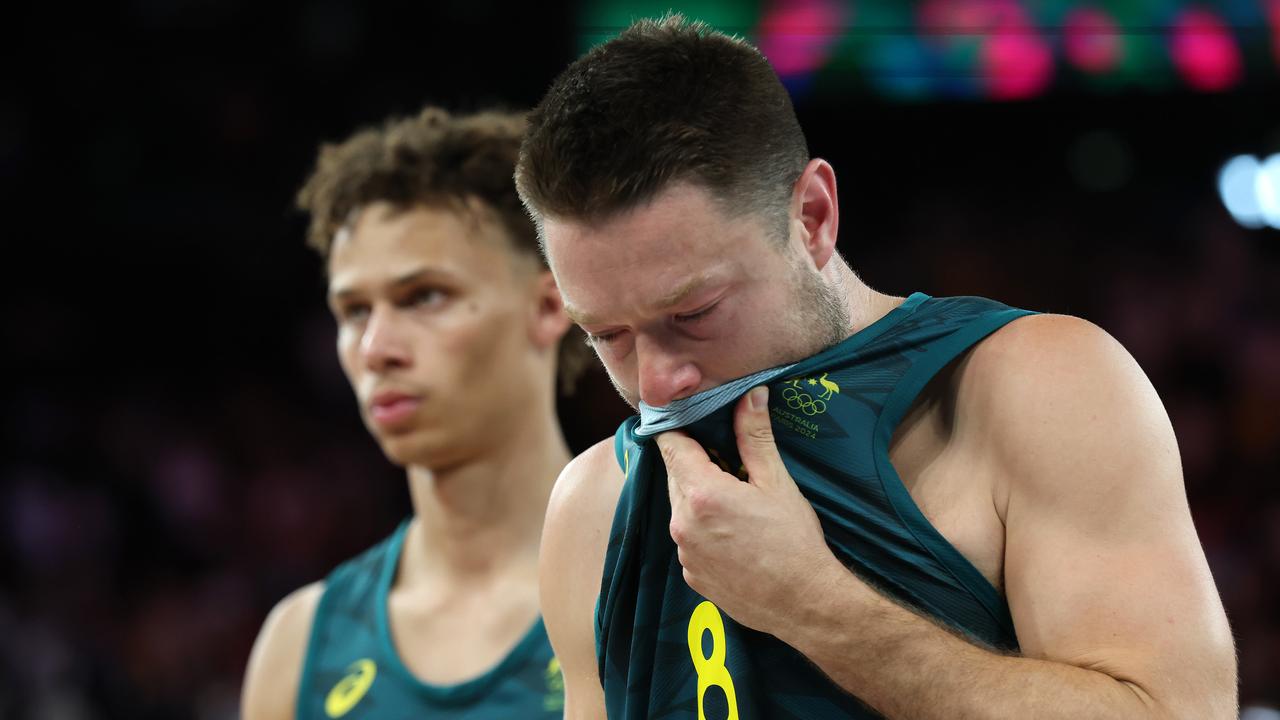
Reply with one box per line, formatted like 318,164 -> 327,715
657,385 -> 844,634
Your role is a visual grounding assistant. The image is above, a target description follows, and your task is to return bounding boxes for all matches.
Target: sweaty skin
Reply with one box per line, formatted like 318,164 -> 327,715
538,166 -> 1236,719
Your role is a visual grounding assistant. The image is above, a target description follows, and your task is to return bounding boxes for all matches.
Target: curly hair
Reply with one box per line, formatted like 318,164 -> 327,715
297,106 -> 593,393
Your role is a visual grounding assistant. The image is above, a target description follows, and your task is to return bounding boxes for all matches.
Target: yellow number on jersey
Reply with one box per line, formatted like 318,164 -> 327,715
687,601 -> 740,720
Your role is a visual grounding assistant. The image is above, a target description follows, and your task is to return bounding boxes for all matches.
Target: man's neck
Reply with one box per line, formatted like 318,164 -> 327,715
832,260 -> 903,338
399,403 -> 570,587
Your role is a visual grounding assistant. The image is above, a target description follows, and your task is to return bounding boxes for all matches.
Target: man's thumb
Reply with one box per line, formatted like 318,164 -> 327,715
734,386 -> 786,487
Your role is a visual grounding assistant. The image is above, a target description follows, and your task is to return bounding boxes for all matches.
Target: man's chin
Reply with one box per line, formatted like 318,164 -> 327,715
376,431 -> 474,471
374,430 -> 428,467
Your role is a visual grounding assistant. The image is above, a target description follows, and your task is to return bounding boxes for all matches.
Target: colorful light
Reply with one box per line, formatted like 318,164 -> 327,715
867,35 -> 936,100
575,0 -> 1275,101
1169,7 -> 1243,92
982,21 -> 1054,99
757,0 -> 851,80
1062,6 -> 1123,74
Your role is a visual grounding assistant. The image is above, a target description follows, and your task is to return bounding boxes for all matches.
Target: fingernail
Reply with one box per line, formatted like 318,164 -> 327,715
749,386 -> 769,410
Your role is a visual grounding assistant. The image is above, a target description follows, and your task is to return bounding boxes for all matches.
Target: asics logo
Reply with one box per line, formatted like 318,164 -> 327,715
325,658 -> 376,718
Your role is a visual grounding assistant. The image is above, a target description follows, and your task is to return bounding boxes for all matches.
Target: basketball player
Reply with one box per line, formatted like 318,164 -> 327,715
516,16 -> 1238,720
242,108 -> 589,719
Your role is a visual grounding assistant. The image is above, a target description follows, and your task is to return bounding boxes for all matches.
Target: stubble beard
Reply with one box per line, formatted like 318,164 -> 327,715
787,256 -> 852,359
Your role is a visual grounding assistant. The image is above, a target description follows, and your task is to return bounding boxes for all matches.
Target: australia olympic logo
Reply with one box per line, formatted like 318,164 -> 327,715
780,373 -> 841,416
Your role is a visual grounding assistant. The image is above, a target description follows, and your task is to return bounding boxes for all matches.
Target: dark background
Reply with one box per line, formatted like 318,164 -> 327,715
3,1 -> 1278,717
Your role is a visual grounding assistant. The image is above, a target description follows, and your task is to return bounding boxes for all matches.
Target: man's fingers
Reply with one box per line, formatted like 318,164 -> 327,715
657,430 -> 703,503
734,386 -> 788,488
656,430 -> 704,472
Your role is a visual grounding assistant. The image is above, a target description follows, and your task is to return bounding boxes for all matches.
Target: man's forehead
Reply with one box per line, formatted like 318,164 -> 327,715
545,224 -> 726,287
339,199 -> 525,256
543,182 -> 734,246
561,269 -> 723,325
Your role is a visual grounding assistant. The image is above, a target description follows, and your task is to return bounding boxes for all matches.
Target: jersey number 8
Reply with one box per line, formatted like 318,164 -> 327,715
687,600 -> 740,720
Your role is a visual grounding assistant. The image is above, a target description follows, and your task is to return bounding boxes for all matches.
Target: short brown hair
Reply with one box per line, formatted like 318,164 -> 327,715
515,14 -> 809,235
296,106 -> 593,393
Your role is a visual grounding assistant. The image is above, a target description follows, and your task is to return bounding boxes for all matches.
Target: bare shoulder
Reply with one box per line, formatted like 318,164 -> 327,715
960,313 -> 1141,402
241,582 -> 325,720
956,313 -> 1174,494
542,436 -> 626,602
540,437 -> 626,718
549,436 -> 626,522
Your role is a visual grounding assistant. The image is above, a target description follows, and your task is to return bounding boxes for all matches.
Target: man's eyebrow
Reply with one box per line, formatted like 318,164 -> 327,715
327,285 -> 357,304
563,303 -> 601,326
327,267 -> 445,302
563,273 -> 716,326
656,274 -> 714,310
387,268 -> 442,289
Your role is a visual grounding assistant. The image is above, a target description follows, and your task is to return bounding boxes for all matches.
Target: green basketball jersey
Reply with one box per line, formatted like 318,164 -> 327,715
598,293 -> 1034,719
297,520 -> 564,720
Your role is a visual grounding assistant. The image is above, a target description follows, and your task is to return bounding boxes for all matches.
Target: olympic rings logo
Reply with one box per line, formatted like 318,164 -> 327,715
781,385 -> 826,415
779,374 -> 841,416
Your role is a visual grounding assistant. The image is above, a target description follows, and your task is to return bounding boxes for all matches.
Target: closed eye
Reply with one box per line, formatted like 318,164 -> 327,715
673,301 -> 718,324
585,330 -> 625,347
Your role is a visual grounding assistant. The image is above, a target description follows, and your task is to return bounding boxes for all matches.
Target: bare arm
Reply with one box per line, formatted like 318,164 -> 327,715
241,582 -> 324,720
539,439 -> 625,720
777,315 -> 1236,719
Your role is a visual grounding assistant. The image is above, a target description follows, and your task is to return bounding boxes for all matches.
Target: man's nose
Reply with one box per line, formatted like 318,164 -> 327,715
635,336 -> 701,407
360,305 -> 411,373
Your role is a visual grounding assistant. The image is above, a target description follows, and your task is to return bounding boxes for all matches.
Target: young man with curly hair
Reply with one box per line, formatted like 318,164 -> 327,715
242,107 -> 589,719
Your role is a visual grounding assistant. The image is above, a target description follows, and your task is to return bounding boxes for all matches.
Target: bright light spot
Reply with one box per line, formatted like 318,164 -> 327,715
1169,7 -> 1243,92
1219,155 -> 1264,228
1258,154 -> 1280,229
983,24 -> 1054,100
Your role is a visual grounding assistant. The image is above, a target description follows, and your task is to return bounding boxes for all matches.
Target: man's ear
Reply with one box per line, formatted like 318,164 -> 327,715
529,269 -> 573,350
789,158 -> 840,272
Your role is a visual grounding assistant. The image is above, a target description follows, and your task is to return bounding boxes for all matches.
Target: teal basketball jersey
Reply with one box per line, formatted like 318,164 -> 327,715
297,520 -> 564,719
598,293 -> 1034,719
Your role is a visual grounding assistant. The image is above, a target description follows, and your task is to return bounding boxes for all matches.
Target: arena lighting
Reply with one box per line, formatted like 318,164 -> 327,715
757,0 -> 848,81
1218,155 -> 1262,228
1218,154 -> 1280,230
580,0 -> 1274,98
1258,154 -> 1280,229
1062,6 -> 1122,74
1169,6 -> 1244,92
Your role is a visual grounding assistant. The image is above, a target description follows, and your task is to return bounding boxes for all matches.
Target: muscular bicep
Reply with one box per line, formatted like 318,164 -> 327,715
242,583 -> 323,720
540,439 -> 625,720
989,317 -> 1235,719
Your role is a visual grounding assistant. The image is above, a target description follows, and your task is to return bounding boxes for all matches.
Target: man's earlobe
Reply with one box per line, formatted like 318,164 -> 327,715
793,159 -> 839,272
